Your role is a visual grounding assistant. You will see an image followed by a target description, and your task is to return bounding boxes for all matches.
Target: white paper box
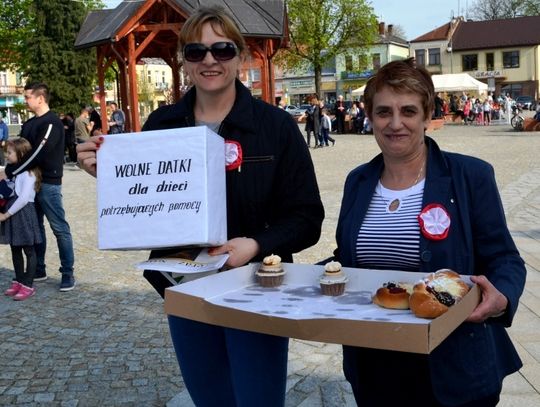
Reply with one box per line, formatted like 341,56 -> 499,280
164,264 -> 480,354
97,127 -> 227,250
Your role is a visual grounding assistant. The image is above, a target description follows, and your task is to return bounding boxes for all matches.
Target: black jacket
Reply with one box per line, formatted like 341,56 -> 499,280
144,80 -> 324,296
5,111 -> 65,185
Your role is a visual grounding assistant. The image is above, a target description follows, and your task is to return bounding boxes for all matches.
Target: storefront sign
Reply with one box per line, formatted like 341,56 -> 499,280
474,70 -> 503,79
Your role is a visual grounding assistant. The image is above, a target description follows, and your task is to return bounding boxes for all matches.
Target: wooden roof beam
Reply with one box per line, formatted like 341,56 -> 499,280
135,23 -> 182,32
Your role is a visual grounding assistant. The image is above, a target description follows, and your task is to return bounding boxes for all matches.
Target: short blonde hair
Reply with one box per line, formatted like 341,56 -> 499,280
179,6 -> 246,56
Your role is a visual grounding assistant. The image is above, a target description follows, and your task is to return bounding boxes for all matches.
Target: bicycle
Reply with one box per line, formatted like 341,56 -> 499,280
511,104 -> 524,131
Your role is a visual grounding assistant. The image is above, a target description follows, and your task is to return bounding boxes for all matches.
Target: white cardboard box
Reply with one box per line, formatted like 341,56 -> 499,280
164,263 -> 480,354
97,127 -> 227,250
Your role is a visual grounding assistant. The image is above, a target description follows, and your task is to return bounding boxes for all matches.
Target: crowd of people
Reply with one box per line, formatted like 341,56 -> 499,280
0,5 -> 529,406
60,103 -> 125,163
446,91 -> 504,125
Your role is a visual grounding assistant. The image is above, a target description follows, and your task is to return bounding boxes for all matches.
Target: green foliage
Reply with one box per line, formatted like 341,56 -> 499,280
277,0 -> 378,96
24,0 -> 102,114
0,0 -> 33,70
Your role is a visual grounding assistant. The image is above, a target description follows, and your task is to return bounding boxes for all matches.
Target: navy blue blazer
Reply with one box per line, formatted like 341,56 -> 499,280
335,136 -> 526,404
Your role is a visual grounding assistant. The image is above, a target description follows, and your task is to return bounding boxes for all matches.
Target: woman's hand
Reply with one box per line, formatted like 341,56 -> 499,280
208,237 -> 260,268
466,275 -> 508,323
76,135 -> 105,178
0,212 -> 9,222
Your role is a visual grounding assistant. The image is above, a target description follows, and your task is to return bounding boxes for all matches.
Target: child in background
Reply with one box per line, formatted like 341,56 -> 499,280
1,138 -> 42,300
483,99 -> 492,125
319,108 -> 332,147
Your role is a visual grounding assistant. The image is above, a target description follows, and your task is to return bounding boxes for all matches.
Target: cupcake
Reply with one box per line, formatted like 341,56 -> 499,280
256,254 -> 286,287
319,261 -> 348,296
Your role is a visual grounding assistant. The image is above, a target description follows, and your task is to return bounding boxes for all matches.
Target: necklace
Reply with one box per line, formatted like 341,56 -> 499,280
386,160 -> 426,213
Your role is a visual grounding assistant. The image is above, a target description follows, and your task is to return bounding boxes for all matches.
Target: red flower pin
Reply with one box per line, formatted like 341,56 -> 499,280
418,203 -> 451,241
225,140 -> 242,171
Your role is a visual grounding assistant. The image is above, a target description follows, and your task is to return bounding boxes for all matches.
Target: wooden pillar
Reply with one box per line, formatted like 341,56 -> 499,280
118,62 -> 130,132
127,32 -> 141,131
172,57 -> 181,102
259,41 -> 270,103
96,49 -> 108,133
267,40 -> 276,104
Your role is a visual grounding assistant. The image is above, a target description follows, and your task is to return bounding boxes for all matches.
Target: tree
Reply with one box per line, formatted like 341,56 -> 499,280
23,0 -> 102,114
0,0 -> 32,70
276,0 -> 378,98
469,0 -> 540,20
389,24 -> 407,40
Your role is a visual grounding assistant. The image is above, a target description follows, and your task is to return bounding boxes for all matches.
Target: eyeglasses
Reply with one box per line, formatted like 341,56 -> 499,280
183,42 -> 239,62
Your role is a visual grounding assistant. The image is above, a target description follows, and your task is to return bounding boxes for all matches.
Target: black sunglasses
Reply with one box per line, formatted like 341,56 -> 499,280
183,42 -> 239,62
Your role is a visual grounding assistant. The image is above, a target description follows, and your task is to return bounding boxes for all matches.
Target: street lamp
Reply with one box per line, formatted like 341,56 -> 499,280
447,43 -> 453,74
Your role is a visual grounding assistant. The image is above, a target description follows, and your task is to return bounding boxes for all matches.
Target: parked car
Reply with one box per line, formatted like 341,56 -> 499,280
284,105 -> 308,117
515,96 -> 537,111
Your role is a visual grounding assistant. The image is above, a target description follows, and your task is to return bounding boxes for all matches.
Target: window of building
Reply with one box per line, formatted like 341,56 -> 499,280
500,83 -> 522,99
415,49 -> 425,66
428,48 -> 440,65
147,71 -> 152,83
503,51 -> 519,68
372,53 -> 381,70
462,54 -> 478,71
345,55 -> 353,71
251,69 -> 261,82
0,72 -> 7,86
486,53 -> 494,71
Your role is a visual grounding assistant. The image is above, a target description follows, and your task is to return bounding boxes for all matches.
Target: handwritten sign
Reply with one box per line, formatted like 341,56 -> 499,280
97,126 -> 227,250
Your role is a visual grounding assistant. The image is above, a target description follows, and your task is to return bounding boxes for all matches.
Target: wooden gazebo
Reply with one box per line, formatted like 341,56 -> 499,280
75,0 -> 288,132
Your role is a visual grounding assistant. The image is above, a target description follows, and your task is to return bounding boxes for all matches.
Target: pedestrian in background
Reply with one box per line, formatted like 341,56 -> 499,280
0,114 -> 9,166
88,106 -> 102,136
334,94 -> 346,134
61,113 -> 76,163
108,102 -> 125,134
304,96 -> 316,148
311,95 -> 322,147
74,107 -> 93,143
319,107 -> 332,146
77,6 -> 324,406
319,99 -> 335,146
1,82 -> 76,291
1,138 -> 42,301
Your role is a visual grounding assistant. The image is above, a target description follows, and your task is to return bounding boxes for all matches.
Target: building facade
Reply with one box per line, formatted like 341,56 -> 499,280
337,23 -> 408,100
274,22 -> 408,106
0,69 -> 24,126
410,16 -> 540,99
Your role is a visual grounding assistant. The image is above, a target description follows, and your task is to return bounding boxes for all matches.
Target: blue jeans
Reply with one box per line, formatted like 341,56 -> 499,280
168,316 -> 289,407
319,128 -> 329,146
35,183 -> 74,276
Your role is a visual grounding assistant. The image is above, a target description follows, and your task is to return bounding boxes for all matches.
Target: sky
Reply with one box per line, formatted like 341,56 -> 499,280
102,0 -> 471,41
370,0 -> 471,40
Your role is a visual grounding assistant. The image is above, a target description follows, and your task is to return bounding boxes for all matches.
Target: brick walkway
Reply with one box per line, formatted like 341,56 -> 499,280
1,120 -> 539,406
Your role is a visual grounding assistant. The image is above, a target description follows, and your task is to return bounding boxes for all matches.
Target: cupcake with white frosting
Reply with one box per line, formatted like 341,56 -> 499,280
256,254 -> 285,287
319,261 -> 348,296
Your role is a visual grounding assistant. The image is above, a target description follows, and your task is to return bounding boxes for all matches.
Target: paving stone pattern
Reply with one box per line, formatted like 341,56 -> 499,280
1,121 -> 540,406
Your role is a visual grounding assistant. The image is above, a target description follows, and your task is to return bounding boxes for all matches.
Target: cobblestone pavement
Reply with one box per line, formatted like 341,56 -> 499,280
1,120 -> 540,406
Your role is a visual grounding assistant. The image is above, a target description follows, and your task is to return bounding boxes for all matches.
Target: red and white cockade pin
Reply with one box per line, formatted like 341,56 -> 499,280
418,203 -> 451,241
225,140 -> 243,172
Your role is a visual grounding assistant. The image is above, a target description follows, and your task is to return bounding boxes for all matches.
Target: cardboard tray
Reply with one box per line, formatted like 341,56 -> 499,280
164,263 -> 480,354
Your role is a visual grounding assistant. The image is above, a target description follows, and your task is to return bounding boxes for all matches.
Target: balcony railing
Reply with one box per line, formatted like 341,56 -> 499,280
154,82 -> 169,91
0,85 -> 24,95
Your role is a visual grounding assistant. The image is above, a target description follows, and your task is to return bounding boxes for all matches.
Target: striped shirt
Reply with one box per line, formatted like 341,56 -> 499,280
355,180 -> 424,271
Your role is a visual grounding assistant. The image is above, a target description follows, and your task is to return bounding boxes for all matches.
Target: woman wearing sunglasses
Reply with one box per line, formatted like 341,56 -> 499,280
77,5 -> 324,407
